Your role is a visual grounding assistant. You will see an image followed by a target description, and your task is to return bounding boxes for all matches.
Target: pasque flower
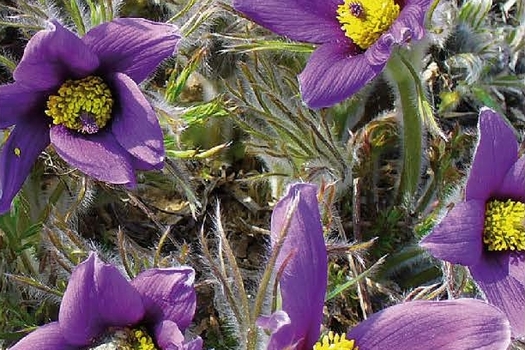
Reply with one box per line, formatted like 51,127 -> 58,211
233,0 -> 431,108
0,18 -> 180,213
10,252 -> 202,350
259,183 -> 511,350
421,107 -> 525,338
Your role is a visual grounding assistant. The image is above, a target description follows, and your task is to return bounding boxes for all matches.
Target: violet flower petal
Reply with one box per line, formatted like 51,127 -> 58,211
347,299 -> 511,350
109,72 -> 164,168
14,20 -> 99,91
256,310 -> 291,335
470,252 -> 525,337
82,18 -> 180,84
0,123 -> 50,213
420,200 -> 485,266
181,336 -> 203,350
267,183 -> 327,349
9,323 -> 75,350
59,253 -> 145,346
496,155 -> 525,202
153,320 -> 184,350
298,43 -> 382,108
233,0 -> 344,44
49,125 -> 135,185
131,267 -> 196,330
0,83 -> 46,128
466,108 -> 518,201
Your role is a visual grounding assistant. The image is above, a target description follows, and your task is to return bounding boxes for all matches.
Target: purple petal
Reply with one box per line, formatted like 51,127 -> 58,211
233,0 -> 345,44
347,299 -> 511,350
181,336 -> 203,350
256,310 -> 291,334
298,43 -> 383,108
14,20 -> 99,91
82,18 -> 180,83
9,323 -> 75,350
0,122 -> 49,213
420,200 -> 485,266
109,73 -> 164,168
0,83 -> 46,128
49,125 -> 135,185
153,320 -> 184,350
466,108 -> 518,201
470,252 -> 525,338
267,183 -> 326,350
59,252 -> 145,345
131,267 -> 196,330
496,155 -> 525,201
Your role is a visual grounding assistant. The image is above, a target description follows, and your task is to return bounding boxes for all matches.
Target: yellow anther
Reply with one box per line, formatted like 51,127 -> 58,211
45,76 -> 113,134
14,147 -> 21,157
313,331 -> 358,350
133,329 -> 157,350
484,199 -> 525,251
336,0 -> 400,49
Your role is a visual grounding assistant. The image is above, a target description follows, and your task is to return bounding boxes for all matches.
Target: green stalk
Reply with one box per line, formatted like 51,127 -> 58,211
386,53 -> 423,203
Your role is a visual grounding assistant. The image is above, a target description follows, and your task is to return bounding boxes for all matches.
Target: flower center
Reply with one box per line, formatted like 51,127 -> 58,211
313,331 -> 358,350
89,327 -> 159,350
336,0 -> 400,49
45,75 -> 113,134
484,199 -> 525,251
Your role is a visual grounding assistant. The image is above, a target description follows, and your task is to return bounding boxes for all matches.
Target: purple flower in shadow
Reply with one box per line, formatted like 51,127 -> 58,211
0,18 -> 180,213
259,183 -> 511,349
233,0 -> 431,108
10,253 -> 202,350
421,107 -> 525,338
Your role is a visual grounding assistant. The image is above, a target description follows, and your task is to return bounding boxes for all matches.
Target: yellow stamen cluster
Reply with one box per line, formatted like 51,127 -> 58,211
45,75 -> 113,134
336,0 -> 400,49
484,199 -> 525,251
313,331 -> 358,350
133,329 -> 157,350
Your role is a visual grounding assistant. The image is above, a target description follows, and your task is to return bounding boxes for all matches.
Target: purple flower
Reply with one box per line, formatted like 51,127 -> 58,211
0,18 -> 180,213
233,0 -> 431,108
260,183 -> 511,350
10,252 -> 202,350
421,107 -> 525,338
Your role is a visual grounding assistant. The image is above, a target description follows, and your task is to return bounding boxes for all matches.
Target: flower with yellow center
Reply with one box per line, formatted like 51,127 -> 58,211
233,0 -> 431,108
313,332 -> 358,350
421,107 -> 525,337
336,0 -> 400,49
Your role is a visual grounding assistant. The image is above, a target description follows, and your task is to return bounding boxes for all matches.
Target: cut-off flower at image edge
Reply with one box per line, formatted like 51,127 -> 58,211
421,107 -> 525,338
233,0 -> 431,108
259,183 -> 511,350
10,252 -> 202,350
0,18 -> 180,213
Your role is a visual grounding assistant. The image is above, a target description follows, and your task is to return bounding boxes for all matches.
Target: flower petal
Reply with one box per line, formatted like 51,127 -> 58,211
10,323 -> 75,350
496,155 -> 525,201
420,200 -> 485,266
266,183 -> 326,350
347,299 -> 511,350
298,43 -> 383,108
466,108 -> 518,201
14,20 -> 99,91
470,252 -> 525,338
233,0 -> 345,44
82,18 -> 180,83
110,73 -> 164,168
59,252 -> 145,345
153,320 -> 184,349
0,122 -> 49,214
181,337 -> 203,350
0,83 -> 46,128
50,125 -> 135,185
131,267 -> 196,330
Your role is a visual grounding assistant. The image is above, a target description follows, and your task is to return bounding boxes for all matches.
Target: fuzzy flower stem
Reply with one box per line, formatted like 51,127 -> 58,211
387,51 -> 423,203
248,195 -> 300,349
